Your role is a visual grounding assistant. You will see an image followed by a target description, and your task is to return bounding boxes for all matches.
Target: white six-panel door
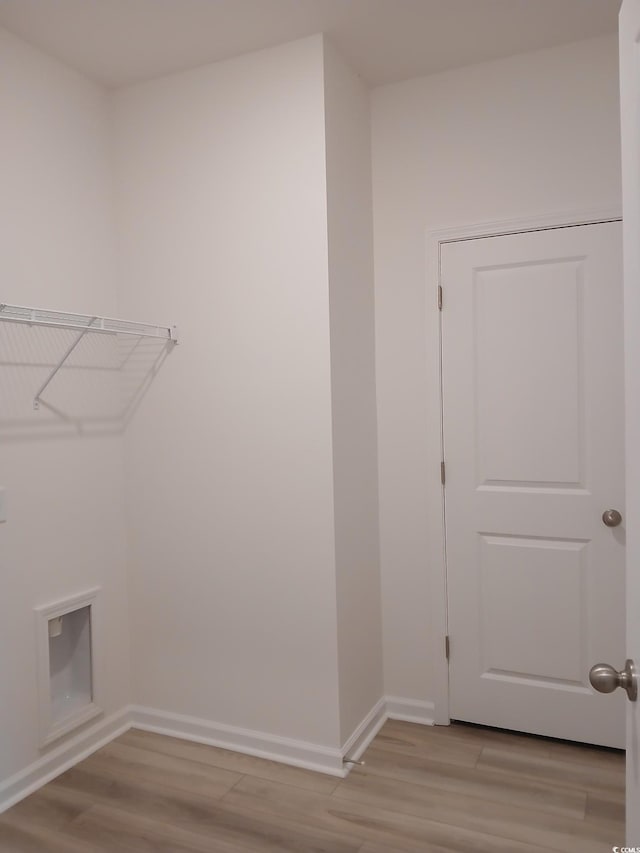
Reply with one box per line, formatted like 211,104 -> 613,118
442,222 -> 626,747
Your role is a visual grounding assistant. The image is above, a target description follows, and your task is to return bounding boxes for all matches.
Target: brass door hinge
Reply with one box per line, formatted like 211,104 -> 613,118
437,285 -> 443,310
441,460 -> 446,485
445,635 -> 450,660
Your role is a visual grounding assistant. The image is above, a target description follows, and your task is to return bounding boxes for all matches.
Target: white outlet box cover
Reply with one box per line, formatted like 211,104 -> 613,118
34,588 -> 103,745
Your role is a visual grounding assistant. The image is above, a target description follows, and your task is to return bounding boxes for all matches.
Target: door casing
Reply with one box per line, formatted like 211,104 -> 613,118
424,205 -> 623,725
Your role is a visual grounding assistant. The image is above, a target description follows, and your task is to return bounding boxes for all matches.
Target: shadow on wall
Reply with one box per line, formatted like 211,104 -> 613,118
0,323 -> 171,441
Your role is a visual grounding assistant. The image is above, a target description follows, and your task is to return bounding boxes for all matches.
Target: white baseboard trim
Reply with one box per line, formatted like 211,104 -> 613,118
0,707 -> 132,815
0,694 -> 438,814
385,695 -> 436,725
341,697 -> 387,766
129,705 -> 347,777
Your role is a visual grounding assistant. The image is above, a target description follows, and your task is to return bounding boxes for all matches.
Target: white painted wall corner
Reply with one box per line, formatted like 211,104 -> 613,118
341,697 -> 387,765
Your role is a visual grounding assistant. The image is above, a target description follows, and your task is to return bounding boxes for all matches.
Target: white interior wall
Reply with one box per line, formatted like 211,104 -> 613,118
371,34 -> 623,709
323,39 -> 384,744
0,27 -> 129,784
0,15 -> 623,800
113,35 -> 345,750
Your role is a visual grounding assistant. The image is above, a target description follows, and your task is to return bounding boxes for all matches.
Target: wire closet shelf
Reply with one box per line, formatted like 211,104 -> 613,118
0,303 -> 178,409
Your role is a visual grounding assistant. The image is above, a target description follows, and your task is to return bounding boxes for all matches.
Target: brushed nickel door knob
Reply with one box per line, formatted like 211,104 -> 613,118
589,659 -> 637,701
602,509 -> 623,527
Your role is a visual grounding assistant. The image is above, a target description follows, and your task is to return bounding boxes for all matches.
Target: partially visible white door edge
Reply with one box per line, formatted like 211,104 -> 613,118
424,204 -> 623,726
619,0 -> 640,841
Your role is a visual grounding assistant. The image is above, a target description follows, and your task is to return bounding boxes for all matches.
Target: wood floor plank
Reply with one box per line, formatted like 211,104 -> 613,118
118,728 -> 340,795
0,720 -> 625,853
71,744 -> 242,800
388,720 -> 553,757
50,763 -> 363,853
333,767 -> 613,853
63,803 -> 258,853
547,739 -> 625,770
0,820 -> 105,853
477,745 -> 625,795
585,790 -> 626,825
373,721 -> 481,767
361,744 -> 587,819
81,740 -> 243,800
358,840 -> 460,853
50,764 -> 241,827
223,772 -> 557,853
0,784 -> 89,832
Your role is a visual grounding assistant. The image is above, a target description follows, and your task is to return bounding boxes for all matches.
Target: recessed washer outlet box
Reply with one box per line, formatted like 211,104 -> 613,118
34,588 -> 103,746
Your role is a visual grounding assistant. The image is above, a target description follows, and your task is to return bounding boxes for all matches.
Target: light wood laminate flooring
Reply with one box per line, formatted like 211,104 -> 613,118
0,719 -> 625,852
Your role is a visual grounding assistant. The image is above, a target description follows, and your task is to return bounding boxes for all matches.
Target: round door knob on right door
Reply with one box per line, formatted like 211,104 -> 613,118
589,660 -> 637,701
602,509 -> 623,527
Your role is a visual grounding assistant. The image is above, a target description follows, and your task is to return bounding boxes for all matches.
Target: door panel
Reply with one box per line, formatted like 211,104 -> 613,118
442,222 -> 625,748
479,534 -> 585,684
619,0 -> 640,838
475,259 -> 583,487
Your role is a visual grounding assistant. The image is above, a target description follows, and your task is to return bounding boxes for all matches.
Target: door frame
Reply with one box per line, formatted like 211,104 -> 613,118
425,204 -> 622,725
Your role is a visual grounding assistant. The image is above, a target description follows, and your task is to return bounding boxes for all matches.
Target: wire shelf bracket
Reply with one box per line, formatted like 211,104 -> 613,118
0,303 -> 178,410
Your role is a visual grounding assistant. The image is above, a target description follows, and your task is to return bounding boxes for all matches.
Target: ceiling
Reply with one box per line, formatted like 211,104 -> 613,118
0,0 -> 621,89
